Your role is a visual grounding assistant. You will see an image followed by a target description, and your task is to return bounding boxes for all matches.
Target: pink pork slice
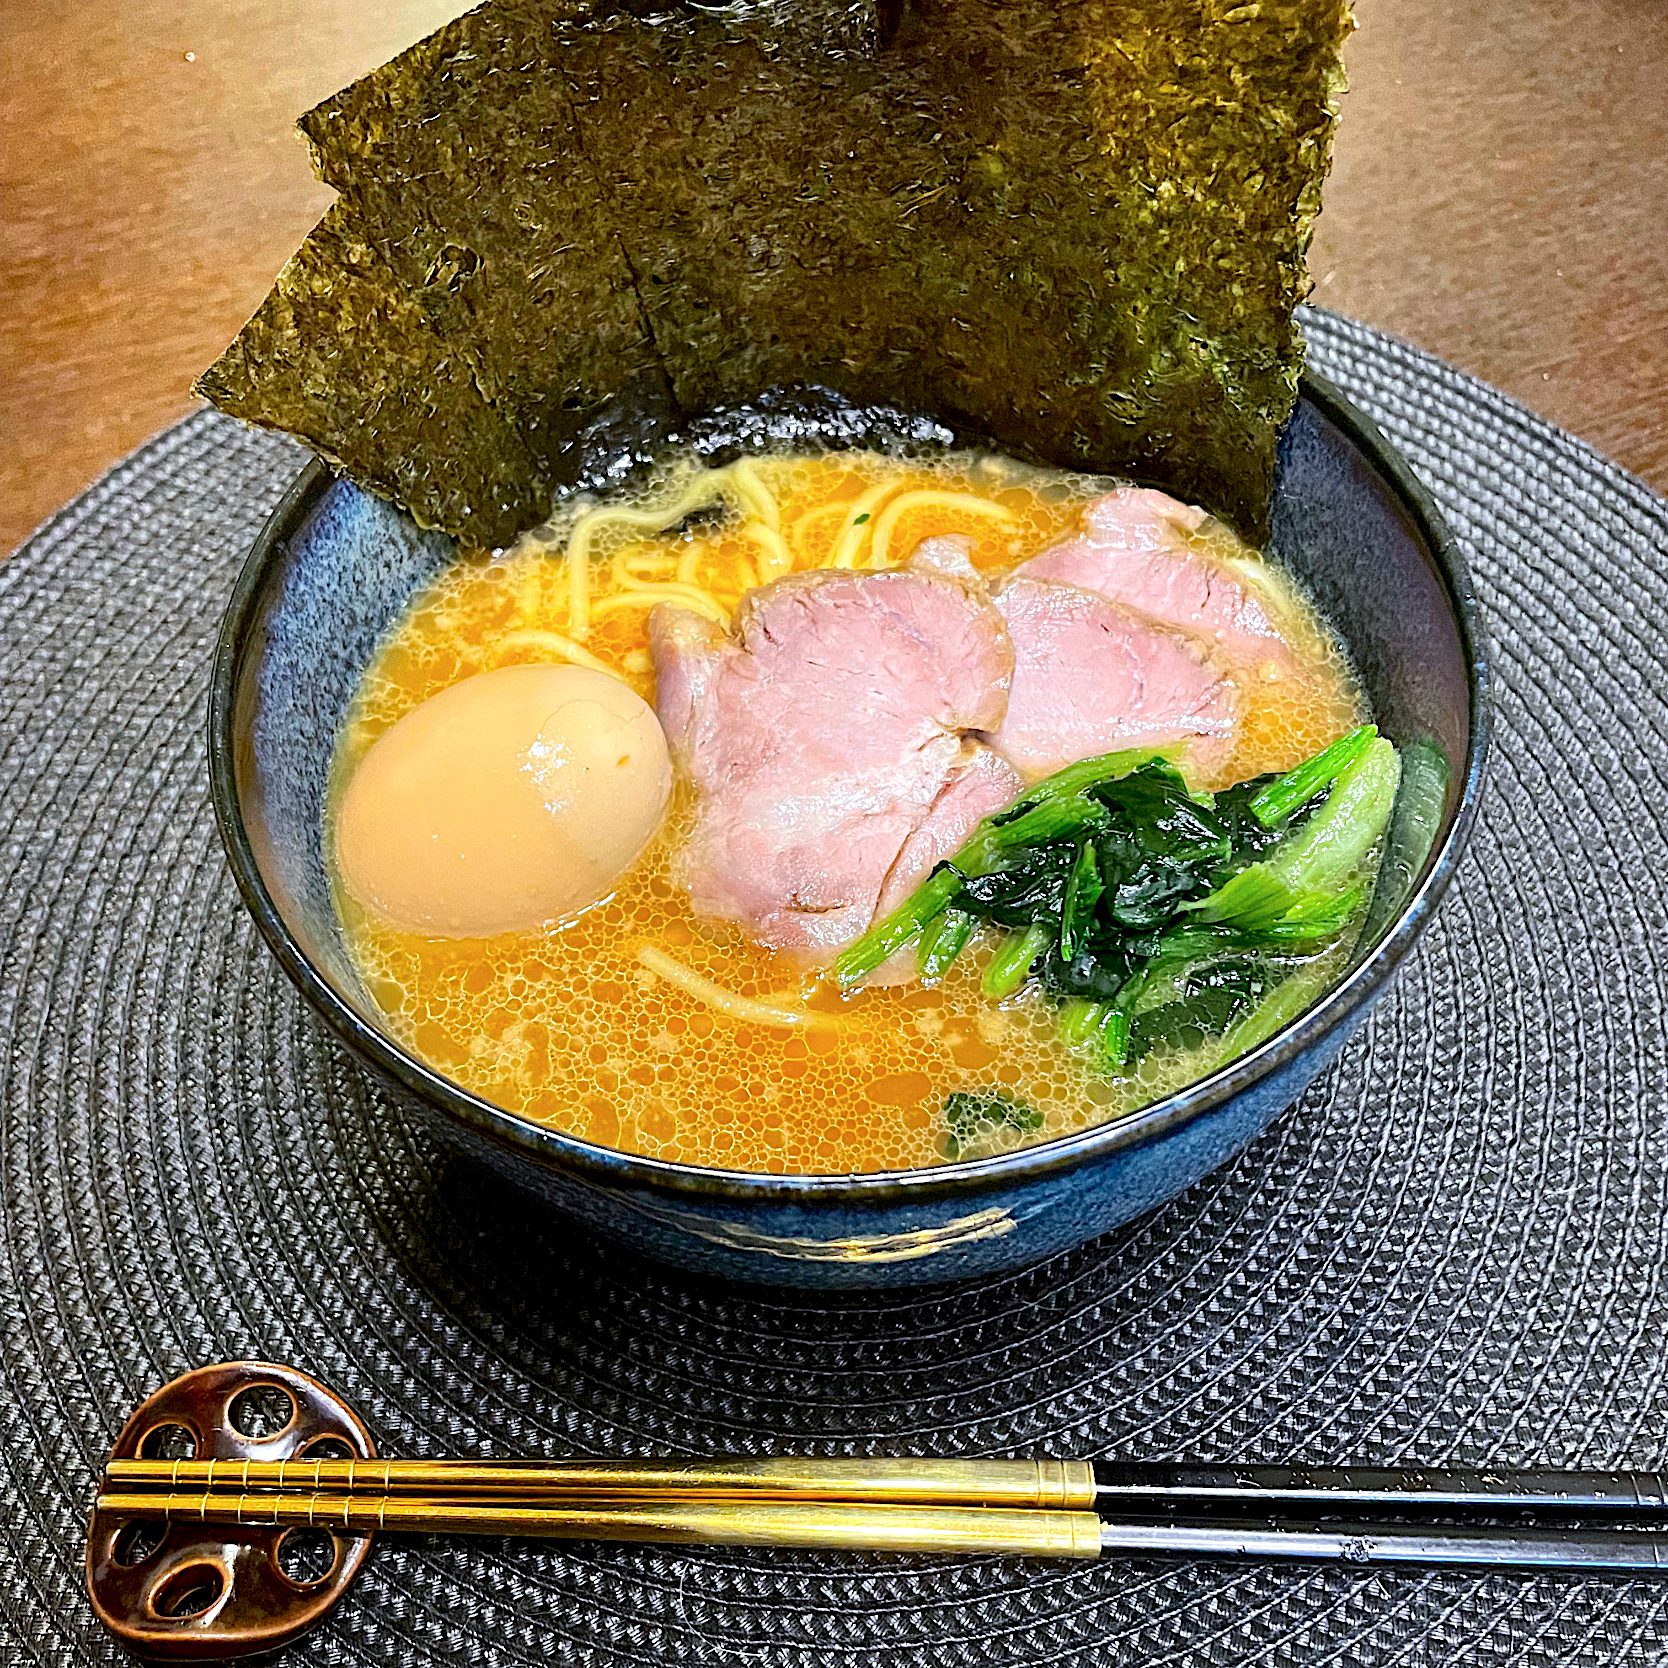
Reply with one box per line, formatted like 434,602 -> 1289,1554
865,744 -> 1023,985
649,566 -> 1015,960
1018,484 -> 1300,679
984,576 -> 1239,780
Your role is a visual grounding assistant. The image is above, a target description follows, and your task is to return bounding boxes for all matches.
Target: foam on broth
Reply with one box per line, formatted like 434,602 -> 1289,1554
329,449 -> 1367,1174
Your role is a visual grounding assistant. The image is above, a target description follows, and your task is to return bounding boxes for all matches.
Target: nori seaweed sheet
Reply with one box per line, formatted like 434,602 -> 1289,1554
296,1 -> 677,484
201,0 -> 1351,546
197,202 -> 548,544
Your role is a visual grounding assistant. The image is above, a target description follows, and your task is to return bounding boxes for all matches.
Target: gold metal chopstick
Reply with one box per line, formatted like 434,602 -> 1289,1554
90,1489 -> 1668,1571
92,1491 -> 1105,1558
102,1455 -> 1097,1508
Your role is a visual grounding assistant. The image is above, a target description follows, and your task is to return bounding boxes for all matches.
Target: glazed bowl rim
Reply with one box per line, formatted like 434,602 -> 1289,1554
207,370 -> 1491,1208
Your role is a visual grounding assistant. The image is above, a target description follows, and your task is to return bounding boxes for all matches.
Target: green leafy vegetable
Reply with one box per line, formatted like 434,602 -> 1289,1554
841,727 -> 1400,1080
1209,774 -> 1319,860
1261,736 -> 1401,897
960,844 -> 1075,930
833,868 -> 963,985
1184,737 -> 1397,925
1247,724 -> 1376,827
1089,759 -> 1235,929
1359,737 -> 1452,944
1056,999 -> 1108,1046
1055,998 -> 1133,1066
1059,841 -> 1105,960
982,922 -> 1055,998
918,907 -> 975,979
942,1089 -> 1043,1159
832,748 -> 1154,986
993,749 -> 1163,820
1098,1009 -> 1133,1071
1127,957 -> 1277,1057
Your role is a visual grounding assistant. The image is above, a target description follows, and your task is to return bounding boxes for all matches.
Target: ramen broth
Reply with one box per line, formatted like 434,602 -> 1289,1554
329,450 -> 1367,1173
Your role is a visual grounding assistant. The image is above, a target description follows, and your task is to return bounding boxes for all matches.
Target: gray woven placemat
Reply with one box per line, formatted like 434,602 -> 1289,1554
3,310 -> 1667,1666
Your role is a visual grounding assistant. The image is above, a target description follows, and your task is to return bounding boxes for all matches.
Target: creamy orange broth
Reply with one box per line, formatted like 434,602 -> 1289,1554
329,451 -> 1365,1173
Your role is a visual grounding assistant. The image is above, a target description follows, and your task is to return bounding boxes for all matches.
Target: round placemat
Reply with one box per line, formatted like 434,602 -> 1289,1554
3,310 -> 1666,1666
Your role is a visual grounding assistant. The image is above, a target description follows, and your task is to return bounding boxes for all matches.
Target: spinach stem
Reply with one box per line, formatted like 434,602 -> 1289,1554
1003,747 -> 1162,815
918,907 -> 975,979
1247,723 -> 1376,827
1057,998 -> 1108,1046
1188,737 -> 1398,928
1263,736 -> 1400,896
982,922 -> 1054,998
833,749 -> 1153,988
831,868 -> 961,985
1098,1009 -> 1131,1070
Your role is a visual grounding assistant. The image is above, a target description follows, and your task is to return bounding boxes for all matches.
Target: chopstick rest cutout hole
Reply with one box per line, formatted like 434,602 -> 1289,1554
227,1384 -> 296,1441
138,1422 -> 196,1461
110,1521 -> 166,1568
303,1436 -> 355,1460
274,1526 -> 338,1588
149,1562 -> 225,1619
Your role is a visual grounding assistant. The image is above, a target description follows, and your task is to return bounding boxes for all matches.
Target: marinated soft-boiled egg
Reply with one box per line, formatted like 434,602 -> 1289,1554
335,663 -> 672,938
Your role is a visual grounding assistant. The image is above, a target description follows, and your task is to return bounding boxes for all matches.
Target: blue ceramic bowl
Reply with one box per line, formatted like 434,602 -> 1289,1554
208,375 -> 1488,1288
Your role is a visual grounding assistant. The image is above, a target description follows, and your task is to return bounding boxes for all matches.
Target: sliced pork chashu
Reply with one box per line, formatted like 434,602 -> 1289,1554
983,576 -> 1239,780
648,487 -> 1308,961
649,564 -> 1014,960
1018,485 -> 1301,683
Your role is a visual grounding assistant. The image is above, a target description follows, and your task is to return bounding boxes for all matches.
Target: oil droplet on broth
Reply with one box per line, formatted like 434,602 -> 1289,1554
328,450 -> 1368,1174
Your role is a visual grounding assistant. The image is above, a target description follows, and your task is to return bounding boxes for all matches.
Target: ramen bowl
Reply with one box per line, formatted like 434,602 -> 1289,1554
208,374 -> 1488,1288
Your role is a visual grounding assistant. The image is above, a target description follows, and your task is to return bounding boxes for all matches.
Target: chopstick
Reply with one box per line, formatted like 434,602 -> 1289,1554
95,1457 -> 1668,1571
91,1489 -> 1668,1571
1093,1520 -> 1665,1574
94,1493 -> 1106,1559
1090,1462 -> 1668,1522
103,1457 -> 1668,1521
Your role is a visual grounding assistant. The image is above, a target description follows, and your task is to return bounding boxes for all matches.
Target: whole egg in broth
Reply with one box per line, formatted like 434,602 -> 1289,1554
336,663 -> 671,938
329,449 -> 1386,1175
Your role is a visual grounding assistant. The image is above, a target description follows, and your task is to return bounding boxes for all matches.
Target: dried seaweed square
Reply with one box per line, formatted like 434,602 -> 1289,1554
203,0 -> 1351,545
197,202 -> 548,544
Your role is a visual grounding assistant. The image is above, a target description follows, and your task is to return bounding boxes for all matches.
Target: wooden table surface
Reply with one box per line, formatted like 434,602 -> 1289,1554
3,0 -> 1664,555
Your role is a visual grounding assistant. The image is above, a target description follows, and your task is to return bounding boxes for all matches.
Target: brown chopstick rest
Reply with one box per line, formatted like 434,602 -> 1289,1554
85,1361 -> 377,1661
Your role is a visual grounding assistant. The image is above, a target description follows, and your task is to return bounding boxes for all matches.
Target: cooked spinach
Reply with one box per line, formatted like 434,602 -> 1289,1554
835,727 -> 1398,1075
917,907 -> 975,980
1040,934 -> 1138,1003
1091,762 -> 1230,929
1247,725 -> 1378,827
982,922 -> 1055,998
1210,775 -> 1318,859
832,747 -> 1154,985
942,1089 -> 1043,1160
1126,957 -> 1278,1057
1059,840 -> 1105,959
960,845 -> 1077,928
